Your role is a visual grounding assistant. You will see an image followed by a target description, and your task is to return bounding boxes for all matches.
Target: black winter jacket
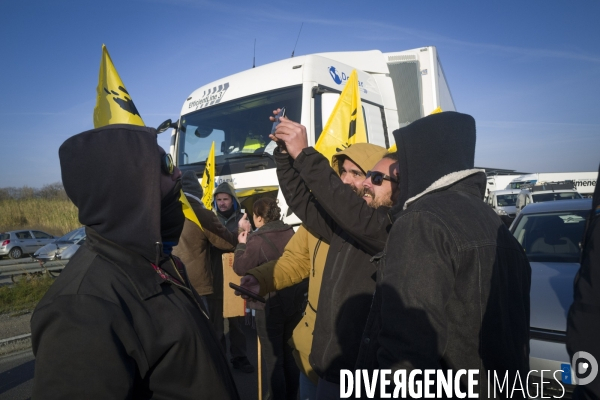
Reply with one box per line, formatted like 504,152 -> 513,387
567,164 -> 600,400
357,172 -> 531,397
357,113 -> 531,399
275,147 -> 392,383
31,124 -> 239,399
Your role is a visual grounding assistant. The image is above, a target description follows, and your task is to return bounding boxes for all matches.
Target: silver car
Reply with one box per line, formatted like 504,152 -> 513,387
511,198 -> 592,397
56,235 -> 86,261
0,230 -> 56,259
33,227 -> 85,262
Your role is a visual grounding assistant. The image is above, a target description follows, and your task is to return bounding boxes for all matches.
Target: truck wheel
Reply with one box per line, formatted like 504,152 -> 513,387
9,247 -> 23,259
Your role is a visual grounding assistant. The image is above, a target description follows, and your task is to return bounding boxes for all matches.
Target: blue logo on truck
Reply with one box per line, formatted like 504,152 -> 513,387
329,67 -> 342,84
328,66 -> 365,90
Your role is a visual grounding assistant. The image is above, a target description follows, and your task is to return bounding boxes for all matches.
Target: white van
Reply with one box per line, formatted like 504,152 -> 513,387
515,182 -> 583,215
486,189 -> 521,218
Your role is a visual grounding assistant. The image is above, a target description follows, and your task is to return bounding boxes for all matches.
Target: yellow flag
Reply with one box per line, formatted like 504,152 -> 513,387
93,44 -> 145,128
387,107 -> 443,152
201,141 -> 216,210
315,70 -> 367,163
179,190 -> 202,230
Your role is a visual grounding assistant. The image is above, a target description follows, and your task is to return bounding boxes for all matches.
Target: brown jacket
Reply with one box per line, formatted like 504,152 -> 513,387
173,195 -> 237,296
233,220 -> 294,277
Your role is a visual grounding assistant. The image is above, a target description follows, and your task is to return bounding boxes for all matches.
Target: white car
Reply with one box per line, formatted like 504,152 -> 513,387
515,182 -> 582,216
511,199 -> 592,397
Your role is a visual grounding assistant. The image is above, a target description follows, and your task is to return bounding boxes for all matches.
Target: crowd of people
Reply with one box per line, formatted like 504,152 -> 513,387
29,111 -> 599,400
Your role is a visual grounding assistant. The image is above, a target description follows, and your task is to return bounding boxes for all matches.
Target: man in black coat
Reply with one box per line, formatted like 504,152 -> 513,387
31,124 -> 239,399
567,164 -> 600,400
356,112 -> 531,398
269,114 -> 398,398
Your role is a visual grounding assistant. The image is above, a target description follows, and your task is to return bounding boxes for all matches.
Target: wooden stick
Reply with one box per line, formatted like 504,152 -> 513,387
257,335 -> 262,400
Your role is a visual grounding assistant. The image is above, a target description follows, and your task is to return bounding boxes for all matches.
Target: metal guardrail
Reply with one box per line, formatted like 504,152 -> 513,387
0,260 -> 68,282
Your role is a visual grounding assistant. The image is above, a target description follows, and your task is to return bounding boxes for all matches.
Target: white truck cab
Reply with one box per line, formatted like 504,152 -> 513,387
172,47 -> 455,223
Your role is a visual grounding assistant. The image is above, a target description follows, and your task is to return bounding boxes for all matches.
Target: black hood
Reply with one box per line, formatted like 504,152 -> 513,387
392,111 -> 476,210
59,124 -> 162,262
181,170 -> 203,200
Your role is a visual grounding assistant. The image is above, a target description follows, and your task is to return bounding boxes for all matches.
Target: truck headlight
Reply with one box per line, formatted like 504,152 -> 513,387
497,209 -> 507,216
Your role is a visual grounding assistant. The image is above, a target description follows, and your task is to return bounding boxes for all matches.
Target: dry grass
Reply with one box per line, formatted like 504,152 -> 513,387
0,198 -> 79,236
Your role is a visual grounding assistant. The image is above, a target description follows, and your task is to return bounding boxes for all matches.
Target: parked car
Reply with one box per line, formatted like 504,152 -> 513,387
33,227 -> 85,262
515,181 -> 582,216
486,188 -> 521,227
0,230 -> 56,259
510,198 -> 592,397
56,235 -> 86,261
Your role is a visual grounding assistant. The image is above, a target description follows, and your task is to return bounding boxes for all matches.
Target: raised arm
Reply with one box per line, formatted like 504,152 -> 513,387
293,147 -> 390,254
274,148 -> 334,242
195,205 -> 237,251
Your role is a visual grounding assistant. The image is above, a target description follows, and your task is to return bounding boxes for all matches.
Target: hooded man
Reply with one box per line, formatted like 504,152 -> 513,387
357,112 -> 531,398
268,113 -> 399,398
239,143 -> 388,398
31,124 -> 239,399
173,170 -> 238,300
214,182 -> 243,230
567,163 -> 600,400
209,181 -> 254,373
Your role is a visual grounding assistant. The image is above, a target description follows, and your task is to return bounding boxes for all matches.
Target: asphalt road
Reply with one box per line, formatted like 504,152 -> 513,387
0,350 -> 34,400
0,322 -> 259,400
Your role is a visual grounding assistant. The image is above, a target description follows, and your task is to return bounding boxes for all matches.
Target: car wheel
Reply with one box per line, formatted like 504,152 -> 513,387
9,247 -> 23,259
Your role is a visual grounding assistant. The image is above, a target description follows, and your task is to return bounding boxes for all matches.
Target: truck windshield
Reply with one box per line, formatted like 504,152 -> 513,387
532,192 -> 582,203
178,86 -> 302,166
512,210 -> 588,263
497,194 -> 518,207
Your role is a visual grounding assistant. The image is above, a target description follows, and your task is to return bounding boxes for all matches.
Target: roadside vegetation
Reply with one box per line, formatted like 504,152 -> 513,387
0,273 -> 55,314
0,183 -> 79,236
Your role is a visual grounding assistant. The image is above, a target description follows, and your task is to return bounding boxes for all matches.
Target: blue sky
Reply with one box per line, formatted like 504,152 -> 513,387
1,0 -> 599,187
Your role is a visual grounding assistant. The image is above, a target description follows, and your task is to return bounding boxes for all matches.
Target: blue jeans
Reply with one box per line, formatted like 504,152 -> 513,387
299,372 -> 318,400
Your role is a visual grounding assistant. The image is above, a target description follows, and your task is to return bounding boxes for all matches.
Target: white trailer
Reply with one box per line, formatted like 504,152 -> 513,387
507,172 -> 598,197
171,47 -> 456,223
485,175 -> 522,197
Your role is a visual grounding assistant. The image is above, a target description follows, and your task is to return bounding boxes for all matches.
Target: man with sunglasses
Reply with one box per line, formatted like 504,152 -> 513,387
237,142 -> 387,399
31,124 -> 239,399
268,112 -> 398,399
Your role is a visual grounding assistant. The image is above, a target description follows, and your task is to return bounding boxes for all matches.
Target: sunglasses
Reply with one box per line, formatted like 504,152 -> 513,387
161,153 -> 175,175
366,170 -> 398,186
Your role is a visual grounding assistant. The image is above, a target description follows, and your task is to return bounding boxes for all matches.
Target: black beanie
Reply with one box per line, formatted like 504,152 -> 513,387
393,111 -> 476,209
181,170 -> 204,200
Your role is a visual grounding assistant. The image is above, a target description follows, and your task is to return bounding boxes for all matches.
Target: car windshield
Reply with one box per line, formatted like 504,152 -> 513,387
512,210 -> 589,263
178,86 -> 302,166
532,192 -> 582,202
57,228 -> 85,243
497,194 -> 518,207
0,233 -> 9,241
